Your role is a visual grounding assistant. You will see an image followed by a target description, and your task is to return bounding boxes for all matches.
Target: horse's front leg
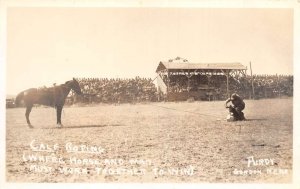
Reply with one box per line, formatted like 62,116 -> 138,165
56,106 -> 63,127
25,105 -> 33,128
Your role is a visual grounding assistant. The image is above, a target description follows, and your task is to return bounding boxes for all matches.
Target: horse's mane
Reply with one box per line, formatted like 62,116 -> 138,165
65,80 -> 71,84
37,81 -> 70,92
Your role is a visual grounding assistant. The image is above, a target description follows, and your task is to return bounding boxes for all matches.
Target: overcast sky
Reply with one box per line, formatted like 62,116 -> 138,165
6,8 -> 293,95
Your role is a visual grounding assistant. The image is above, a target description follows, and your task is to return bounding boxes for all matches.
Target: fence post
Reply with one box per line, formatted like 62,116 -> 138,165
250,61 -> 255,99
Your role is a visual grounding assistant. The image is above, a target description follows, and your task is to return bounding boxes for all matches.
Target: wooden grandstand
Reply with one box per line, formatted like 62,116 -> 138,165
156,57 -> 247,101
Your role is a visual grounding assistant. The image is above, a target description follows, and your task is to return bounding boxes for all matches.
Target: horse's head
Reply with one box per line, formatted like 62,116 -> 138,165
66,78 -> 82,95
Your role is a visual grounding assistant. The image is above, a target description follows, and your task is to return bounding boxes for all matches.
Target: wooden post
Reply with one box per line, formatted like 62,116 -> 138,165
157,73 -> 160,101
250,61 -> 255,99
167,71 -> 170,99
226,70 -> 229,98
186,71 -> 192,99
206,73 -> 212,101
187,73 -> 190,93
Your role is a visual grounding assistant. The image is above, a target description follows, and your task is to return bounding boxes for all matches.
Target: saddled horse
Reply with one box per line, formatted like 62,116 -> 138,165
15,78 -> 82,128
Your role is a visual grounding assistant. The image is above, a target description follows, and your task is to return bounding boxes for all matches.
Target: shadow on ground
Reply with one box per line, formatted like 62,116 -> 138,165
43,124 -> 125,129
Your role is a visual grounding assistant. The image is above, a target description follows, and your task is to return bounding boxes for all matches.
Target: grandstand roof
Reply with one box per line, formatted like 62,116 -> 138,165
156,62 -> 247,73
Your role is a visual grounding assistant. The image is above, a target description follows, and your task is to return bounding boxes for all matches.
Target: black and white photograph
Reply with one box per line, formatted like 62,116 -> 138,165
0,0 -> 299,188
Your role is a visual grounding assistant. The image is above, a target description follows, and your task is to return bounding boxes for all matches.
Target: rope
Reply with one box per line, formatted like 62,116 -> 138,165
148,103 -> 220,118
144,75 -> 221,118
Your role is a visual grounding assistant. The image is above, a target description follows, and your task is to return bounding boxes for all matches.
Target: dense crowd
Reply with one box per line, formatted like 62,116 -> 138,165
65,74 -> 293,104
5,74 -> 293,108
251,74 -> 293,98
70,77 -> 157,104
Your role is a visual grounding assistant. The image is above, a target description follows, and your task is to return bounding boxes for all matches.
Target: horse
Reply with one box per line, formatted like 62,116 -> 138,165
15,78 -> 82,128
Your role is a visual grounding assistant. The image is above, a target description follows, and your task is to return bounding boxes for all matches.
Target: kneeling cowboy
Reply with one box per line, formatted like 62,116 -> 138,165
225,93 -> 246,121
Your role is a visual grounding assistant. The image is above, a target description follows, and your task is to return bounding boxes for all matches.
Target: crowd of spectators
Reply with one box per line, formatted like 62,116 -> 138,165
251,74 -> 293,98
65,74 -> 293,104
165,74 -> 293,100
69,77 -> 157,104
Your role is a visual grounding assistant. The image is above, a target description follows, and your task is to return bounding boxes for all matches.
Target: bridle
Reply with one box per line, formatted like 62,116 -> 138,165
64,80 -> 81,95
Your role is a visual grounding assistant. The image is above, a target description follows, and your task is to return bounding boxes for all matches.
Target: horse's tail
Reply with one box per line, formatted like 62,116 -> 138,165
15,92 -> 24,107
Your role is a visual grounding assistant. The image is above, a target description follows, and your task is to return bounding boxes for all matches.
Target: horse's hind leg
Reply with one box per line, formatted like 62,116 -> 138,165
56,106 -> 63,127
25,105 -> 33,128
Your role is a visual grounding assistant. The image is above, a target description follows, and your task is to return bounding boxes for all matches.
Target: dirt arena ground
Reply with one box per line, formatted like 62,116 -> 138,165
6,98 -> 293,183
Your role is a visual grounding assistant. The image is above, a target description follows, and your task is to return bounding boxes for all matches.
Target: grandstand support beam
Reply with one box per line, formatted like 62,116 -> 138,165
167,71 -> 170,95
206,74 -> 212,87
221,69 -> 230,98
182,69 -> 193,95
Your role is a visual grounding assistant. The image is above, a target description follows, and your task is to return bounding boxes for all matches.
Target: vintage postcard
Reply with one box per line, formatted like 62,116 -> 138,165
0,0 -> 299,189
